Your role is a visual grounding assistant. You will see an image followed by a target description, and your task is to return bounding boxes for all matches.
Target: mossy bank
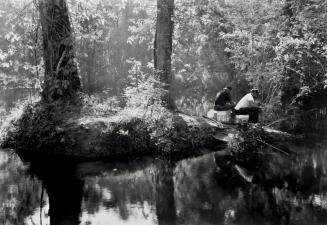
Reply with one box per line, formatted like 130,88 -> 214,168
1,100 -> 227,160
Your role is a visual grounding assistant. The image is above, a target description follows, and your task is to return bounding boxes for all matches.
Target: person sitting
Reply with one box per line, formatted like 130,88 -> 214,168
214,86 -> 235,111
234,89 -> 261,123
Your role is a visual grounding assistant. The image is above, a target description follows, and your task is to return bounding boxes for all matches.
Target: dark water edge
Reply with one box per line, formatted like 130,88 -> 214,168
1,140 -> 327,225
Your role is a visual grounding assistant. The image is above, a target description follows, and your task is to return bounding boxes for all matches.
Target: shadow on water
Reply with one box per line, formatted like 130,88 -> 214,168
1,141 -> 327,225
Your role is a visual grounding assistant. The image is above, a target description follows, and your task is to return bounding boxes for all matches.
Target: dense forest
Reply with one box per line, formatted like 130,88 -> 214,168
0,0 -> 326,156
0,0 -> 326,124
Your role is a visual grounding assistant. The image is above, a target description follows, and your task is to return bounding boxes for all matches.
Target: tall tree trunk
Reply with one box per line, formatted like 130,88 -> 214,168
154,0 -> 175,110
39,0 -> 81,102
86,41 -> 96,95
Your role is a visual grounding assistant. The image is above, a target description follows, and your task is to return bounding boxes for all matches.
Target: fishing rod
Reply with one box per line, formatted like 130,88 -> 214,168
263,108 -> 319,128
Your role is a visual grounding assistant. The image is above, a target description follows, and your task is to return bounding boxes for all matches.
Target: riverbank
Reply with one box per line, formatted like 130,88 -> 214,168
1,100 -> 228,160
1,94 -> 309,163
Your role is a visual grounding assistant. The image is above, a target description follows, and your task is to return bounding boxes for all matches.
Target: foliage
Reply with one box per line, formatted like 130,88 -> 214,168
123,61 -> 169,118
0,94 -> 40,144
277,0 -> 327,105
0,0 -> 326,112
214,0 -> 327,125
219,0 -> 284,102
70,0 -> 156,95
119,65 -> 174,149
173,0 -> 234,115
0,0 -> 43,92
228,124 -> 293,174
0,0 -> 156,96
81,93 -> 121,116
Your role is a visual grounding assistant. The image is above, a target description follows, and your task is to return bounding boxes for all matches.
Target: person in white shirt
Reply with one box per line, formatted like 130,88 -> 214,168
234,89 -> 261,123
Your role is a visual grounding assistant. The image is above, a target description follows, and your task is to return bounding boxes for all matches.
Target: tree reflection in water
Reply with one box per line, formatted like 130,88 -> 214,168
0,142 -> 327,225
155,160 -> 177,225
29,160 -> 84,225
0,150 -> 45,225
78,158 -> 176,225
27,157 -> 177,225
174,145 -> 327,225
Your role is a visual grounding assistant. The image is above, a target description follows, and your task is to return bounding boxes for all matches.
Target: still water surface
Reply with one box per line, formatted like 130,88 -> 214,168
0,142 -> 327,225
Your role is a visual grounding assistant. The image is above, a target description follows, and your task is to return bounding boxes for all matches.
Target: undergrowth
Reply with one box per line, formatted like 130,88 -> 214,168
228,124 -> 293,172
0,74 -> 174,156
0,72 -> 223,157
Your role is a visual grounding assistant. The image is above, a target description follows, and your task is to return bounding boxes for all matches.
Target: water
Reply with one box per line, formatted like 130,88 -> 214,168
0,142 -> 327,225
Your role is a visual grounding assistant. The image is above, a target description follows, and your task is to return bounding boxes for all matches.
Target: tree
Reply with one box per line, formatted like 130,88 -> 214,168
154,0 -> 175,109
39,0 -> 81,102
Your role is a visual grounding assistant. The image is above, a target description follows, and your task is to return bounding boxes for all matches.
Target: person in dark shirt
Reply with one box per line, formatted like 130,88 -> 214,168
214,86 -> 235,111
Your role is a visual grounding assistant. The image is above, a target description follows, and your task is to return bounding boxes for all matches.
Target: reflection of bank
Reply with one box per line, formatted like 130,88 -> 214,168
7,145 -> 327,225
79,159 -> 178,225
27,149 -> 327,225
175,150 -> 327,225
28,157 -> 178,225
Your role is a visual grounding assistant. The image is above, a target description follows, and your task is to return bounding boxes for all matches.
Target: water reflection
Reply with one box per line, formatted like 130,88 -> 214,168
78,160 -> 159,225
0,150 -> 45,225
77,159 -> 176,225
155,161 -> 177,225
0,141 -> 327,225
29,161 -> 84,225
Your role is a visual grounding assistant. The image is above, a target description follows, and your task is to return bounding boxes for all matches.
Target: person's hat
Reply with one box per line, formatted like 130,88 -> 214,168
224,86 -> 232,91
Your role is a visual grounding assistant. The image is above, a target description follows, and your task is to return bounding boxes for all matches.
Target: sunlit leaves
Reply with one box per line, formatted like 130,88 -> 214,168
219,0 -> 284,100
0,0 -> 42,91
277,0 -> 327,102
68,0 -> 155,94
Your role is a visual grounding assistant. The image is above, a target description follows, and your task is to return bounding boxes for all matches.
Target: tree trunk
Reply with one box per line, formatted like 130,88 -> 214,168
154,0 -> 175,110
39,0 -> 81,102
